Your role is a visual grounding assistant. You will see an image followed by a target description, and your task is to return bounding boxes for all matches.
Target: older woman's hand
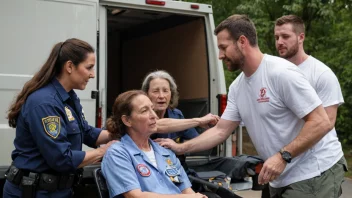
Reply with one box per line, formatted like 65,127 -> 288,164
198,113 -> 220,129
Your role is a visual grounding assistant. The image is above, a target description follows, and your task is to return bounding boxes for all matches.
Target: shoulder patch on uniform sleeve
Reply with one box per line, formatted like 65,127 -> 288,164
42,116 -> 61,139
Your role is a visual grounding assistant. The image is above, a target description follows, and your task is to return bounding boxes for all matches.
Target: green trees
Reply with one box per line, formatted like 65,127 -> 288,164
185,0 -> 352,145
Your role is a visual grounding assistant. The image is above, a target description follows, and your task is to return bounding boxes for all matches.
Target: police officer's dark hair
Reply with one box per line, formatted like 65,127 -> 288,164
106,90 -> 148,139
275,15 -> 305,34
214,14 -> 258,47
7,38 -> 94,128
141,70 -> 179,109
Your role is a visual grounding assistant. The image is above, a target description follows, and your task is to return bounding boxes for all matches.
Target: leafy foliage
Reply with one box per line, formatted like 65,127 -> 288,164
184,0 -> 352,145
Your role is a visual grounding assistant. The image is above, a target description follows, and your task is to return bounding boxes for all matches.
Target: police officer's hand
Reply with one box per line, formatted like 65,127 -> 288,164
99,140 -> 117,150
198,113 -> 220,129
95,140 -> 117,162
258,153 -> 286,185
154,138 -> 183,154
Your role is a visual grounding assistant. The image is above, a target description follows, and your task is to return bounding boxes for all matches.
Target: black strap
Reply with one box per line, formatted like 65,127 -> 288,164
5,165 -> 25,185
21,173 -> 39,198
5,165 -> 82,192
58,174 -> 75,189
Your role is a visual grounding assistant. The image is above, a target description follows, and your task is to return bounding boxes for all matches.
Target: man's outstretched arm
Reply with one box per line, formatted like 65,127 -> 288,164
156,113 -> 219,134
155,118 -> 240,154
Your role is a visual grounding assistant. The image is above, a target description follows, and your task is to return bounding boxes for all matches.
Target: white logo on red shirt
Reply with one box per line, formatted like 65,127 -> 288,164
257,87 -> 270,103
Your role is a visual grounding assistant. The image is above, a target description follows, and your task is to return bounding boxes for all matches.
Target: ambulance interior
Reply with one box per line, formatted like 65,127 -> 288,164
106,7 -> 216,156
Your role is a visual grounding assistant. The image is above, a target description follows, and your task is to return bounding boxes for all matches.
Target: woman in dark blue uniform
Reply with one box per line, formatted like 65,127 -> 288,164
3,38 -> 115,198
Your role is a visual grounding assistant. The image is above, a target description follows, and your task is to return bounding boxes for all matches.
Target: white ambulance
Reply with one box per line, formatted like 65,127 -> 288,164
0,0 -> 229,193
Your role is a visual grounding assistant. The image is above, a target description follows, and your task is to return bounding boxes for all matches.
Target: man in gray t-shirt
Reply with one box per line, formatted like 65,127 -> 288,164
155,14 -> 343,198
273,14 -> 346,198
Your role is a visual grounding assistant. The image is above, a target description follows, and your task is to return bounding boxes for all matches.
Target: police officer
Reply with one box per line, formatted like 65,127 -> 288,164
4,38 -> 115,198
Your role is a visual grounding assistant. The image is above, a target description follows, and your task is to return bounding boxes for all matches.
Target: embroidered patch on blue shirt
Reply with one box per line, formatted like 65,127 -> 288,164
42,116 -> 61,139
137,164 -> 151,177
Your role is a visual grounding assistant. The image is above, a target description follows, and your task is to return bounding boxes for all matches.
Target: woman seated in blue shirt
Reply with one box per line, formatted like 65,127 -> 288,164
101,90 -> 207,198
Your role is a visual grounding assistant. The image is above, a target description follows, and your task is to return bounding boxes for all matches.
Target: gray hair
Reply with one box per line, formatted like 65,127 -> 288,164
141,70 -> 179,109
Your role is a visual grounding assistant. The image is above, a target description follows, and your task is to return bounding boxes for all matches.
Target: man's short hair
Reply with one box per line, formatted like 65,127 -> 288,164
275,15 -> 305,34
214,14 -> 258,47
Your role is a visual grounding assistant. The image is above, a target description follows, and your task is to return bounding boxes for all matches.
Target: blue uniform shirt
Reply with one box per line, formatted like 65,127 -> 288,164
11,78 -> 101,173
153,108 -> 199,142
102,134 -> 192,198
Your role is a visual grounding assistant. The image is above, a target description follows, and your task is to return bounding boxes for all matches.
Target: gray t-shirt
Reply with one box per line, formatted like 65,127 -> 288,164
222,54 -> 322,187
298,55 -> 344,176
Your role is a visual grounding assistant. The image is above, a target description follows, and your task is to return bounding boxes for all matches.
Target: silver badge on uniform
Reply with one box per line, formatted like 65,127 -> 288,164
82,109 -> 86,120
65,106 -> 75,121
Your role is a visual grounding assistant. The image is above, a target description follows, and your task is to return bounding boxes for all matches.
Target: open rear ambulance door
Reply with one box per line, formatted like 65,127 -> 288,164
0,0 -> 98,172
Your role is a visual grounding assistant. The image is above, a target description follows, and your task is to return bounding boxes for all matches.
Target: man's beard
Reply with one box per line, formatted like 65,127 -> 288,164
226,48 -> 245,72
279,41 -> 299,59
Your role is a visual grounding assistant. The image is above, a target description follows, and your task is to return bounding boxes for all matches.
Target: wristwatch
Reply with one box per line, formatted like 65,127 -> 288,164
279,148 -> 292,163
